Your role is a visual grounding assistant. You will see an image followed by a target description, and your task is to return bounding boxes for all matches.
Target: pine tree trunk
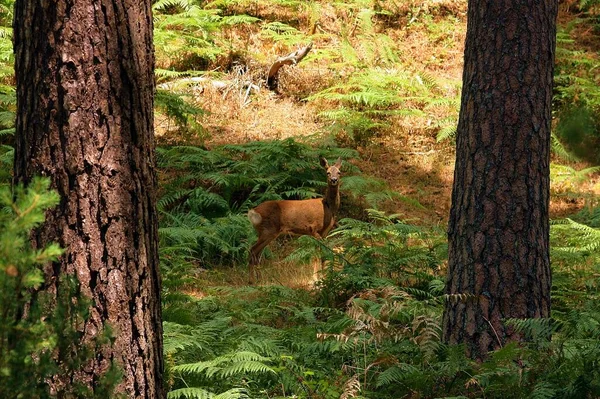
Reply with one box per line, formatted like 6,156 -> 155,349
442,0 -> 558,359
13,0 -> 164,397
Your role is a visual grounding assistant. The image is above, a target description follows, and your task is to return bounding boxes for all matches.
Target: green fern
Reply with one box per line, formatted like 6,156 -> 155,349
163,319 -> 231,356
309,67 -> 458,146
551,132 -> 579,161
375,363 -> 420,388
168,387 -> 249,399
552,218 -> 600,253
260,21 -> 305,45
435,123 -> 457,142
173,351 -> 275,378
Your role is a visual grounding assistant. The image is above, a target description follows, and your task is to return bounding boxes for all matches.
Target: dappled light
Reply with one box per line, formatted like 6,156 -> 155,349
2,0 -> 600,397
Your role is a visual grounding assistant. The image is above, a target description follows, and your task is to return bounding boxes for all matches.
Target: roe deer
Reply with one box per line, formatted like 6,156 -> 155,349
247,156 -> 342,283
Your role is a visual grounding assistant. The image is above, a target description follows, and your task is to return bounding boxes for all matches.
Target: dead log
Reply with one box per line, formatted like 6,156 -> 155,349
266,43 -> 313,91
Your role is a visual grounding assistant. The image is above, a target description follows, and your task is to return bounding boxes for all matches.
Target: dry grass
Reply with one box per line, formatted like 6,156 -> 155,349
194,258 -> 321,289
197,82 -> 325,145
154,1 -> 470,223
156,1 -> 600,286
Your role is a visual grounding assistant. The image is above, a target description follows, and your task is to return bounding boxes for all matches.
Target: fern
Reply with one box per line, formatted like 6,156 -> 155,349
375,363 -> 420,388
173,351 -> 275,378
163,319 -> 231,356
551,132 -> 579,161
155,89 -> 206,135
435,121 -> 457,142
309,67 -> 459,146
530,382 -> 558,399
260,21 -> 305,45
168,387 -> 249,399
552,218 -> 600,253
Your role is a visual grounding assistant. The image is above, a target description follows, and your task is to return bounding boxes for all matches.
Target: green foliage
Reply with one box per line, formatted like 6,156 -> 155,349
551,163 -> 600,193
157,139 -> 369,268
0,16 -> 12,80
153,2 -> 225,69
0,142 -> 12,186
553,22 -> 600,163
161,171 -> 600,399
310,68 -> 459,146
260,21 -> 305,45
554,106 -> 600,163
155,89 -> 208,139
160,267 -> 600,398
552,216 -> 600,254
163,283 -> 442,398
285,209 -> 445,306
0,178 -> 120,398
168,387 -> 249,399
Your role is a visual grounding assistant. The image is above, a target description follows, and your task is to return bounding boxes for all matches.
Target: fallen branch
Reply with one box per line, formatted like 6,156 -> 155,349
157,77 -> 228,91
266,43 -> 313,91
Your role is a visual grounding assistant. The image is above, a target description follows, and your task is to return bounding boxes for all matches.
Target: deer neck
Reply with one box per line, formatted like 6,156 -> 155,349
324,183 -> 340,214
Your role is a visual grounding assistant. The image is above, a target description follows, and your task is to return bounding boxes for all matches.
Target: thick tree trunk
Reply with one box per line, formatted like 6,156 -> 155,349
13,0 -> 163,397
442,0 -> 557,358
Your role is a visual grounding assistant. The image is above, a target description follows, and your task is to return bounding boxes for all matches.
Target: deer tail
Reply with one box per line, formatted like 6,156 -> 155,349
248,209 -> 262,226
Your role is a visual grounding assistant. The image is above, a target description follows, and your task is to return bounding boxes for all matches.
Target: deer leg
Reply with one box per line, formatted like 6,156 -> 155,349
308,231 -> 325,279
248,231 -> 278,284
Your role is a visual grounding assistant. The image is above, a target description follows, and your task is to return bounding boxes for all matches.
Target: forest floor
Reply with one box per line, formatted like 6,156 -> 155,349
158,1 -> 465,227
156,0 -> 600,287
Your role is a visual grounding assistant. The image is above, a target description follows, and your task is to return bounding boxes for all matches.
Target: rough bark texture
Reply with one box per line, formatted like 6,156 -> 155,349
13,0 -> 163,397
442,0 -> 557,358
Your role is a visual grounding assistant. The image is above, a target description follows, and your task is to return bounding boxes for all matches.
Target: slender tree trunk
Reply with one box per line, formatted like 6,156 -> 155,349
13,0 -> 164,397
442,0 -> 558,359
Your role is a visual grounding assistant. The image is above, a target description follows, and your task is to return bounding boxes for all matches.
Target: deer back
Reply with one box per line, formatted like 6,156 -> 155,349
249,197 -> 335,238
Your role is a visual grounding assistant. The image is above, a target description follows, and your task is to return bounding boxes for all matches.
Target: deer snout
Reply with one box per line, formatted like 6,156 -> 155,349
329,177 -> 339,185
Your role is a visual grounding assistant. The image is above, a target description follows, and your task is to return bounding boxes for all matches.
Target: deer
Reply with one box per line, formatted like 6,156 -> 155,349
247,156 -> 342,283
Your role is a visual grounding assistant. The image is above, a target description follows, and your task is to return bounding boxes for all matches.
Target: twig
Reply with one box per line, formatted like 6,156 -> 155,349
266,43 -> 313,91
396,149 -> 437,155
482,316 -> 503,349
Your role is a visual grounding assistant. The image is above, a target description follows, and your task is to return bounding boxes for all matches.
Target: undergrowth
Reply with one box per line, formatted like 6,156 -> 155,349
162,198 -> 600,398
0,0 -> 598,397
157,138 -> 407,274
0,179 -> 120,398
156,138 -> 600,398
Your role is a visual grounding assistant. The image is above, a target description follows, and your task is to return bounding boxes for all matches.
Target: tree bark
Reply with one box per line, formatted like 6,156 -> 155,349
13,0 -> 164,397
442,0 -> 557,359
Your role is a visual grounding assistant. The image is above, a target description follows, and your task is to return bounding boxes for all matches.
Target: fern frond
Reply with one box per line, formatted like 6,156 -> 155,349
0,128 -> 13,136
340,374 -> 361,399
530,382 -> 558,399
219,360 -> 276,378
436,123 -> 457,142
168,387 -> 249,399
167,387 -> 216,399
173,350 -> 275,379
551,133 -> 579,162
416,72 -> 439,90
552,218 -> 600,253
153,0 -> 194,13
376,363 -> 420,388
219,14 -> 260,26
163,318 -> 231,356
506,318 -> 556,341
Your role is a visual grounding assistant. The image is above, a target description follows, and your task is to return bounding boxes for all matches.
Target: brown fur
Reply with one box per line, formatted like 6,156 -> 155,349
247,157 -> 342,283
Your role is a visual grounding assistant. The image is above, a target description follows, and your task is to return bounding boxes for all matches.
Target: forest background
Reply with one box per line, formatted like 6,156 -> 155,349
1,0 -> 600,398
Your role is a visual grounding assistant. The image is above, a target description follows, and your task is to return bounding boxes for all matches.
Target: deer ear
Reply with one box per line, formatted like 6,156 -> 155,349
334,157 -> 342,168
319,156 -> 329,169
